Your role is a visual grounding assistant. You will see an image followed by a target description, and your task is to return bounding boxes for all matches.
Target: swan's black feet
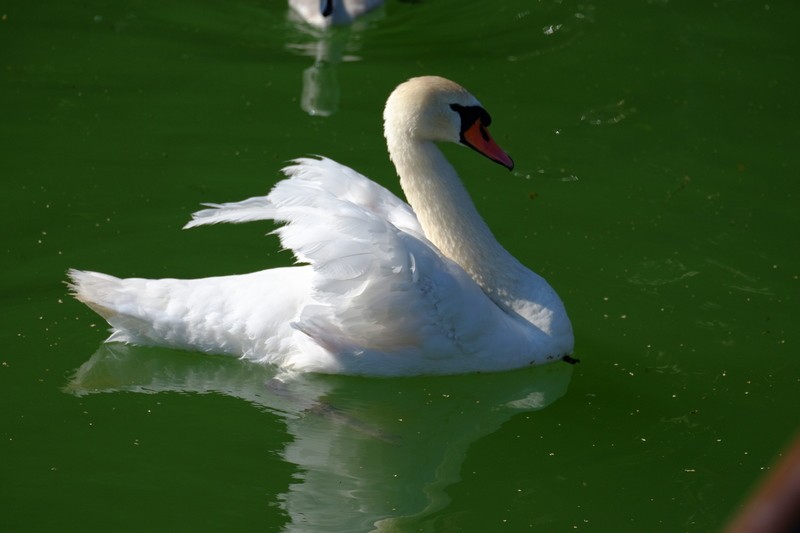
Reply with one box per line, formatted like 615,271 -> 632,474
562,355 -> 581,365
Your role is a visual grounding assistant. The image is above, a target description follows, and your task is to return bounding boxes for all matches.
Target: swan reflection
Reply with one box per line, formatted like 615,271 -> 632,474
66,345 -> 572,531
286,5 -> 384,117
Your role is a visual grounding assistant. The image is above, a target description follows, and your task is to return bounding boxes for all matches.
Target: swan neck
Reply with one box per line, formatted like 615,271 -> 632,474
389,138 -> 523,298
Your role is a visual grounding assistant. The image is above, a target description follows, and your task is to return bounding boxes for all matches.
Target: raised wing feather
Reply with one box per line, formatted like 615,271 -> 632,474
183,196 -> 276,228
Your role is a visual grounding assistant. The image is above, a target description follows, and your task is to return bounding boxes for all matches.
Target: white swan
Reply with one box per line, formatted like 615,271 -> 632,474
289,0 -> 383,28
68,76 -> 574,376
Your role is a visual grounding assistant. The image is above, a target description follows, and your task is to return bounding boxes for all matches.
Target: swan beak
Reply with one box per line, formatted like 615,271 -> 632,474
462,121 -> 515,170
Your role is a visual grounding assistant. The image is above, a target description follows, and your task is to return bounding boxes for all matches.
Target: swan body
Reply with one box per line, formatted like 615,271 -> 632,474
289,0 -> 383,28
68,76 -> 574,376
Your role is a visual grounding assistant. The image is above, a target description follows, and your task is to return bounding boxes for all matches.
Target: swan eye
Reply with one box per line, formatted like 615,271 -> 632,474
449,103 -> 493,135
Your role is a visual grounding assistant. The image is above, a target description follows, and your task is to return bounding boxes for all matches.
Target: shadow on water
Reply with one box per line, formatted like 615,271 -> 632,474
65,344 -> 573,531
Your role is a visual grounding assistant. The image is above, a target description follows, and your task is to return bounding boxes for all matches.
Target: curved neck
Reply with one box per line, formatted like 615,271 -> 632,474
388,136 -> 525,304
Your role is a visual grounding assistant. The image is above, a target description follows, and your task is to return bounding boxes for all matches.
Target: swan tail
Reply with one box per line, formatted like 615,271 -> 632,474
67,269 -> 163,345
67,268 -> 314,361
67,269 -> 126,321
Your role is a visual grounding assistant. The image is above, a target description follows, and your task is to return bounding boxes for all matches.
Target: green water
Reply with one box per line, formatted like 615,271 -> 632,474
2,1 -> 798,530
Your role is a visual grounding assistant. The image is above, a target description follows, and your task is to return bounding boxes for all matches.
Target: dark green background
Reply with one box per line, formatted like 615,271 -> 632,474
2,1 -> 798,530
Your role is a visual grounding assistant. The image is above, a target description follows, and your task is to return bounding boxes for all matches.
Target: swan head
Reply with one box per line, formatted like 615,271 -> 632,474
384,76 -> 514,170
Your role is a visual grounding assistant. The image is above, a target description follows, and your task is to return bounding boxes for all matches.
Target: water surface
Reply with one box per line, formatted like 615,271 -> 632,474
2,1 -> 798,530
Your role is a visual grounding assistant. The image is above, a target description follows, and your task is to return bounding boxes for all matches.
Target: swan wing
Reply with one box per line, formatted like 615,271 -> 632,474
185,157 -> 506,373
183,196 -> 276,228
184,157 -> 423,239
273,158 -> 505,372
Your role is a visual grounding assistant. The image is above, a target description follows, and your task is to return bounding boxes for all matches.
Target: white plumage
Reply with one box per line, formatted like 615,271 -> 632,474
69,76 -> 574,376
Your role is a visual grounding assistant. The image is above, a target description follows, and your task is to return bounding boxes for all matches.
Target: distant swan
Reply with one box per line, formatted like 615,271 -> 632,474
68,76 -> 574,376
289,0 -> 383,28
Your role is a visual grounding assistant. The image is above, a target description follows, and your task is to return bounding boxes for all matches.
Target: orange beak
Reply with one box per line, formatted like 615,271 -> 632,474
462,120 -> 514,170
